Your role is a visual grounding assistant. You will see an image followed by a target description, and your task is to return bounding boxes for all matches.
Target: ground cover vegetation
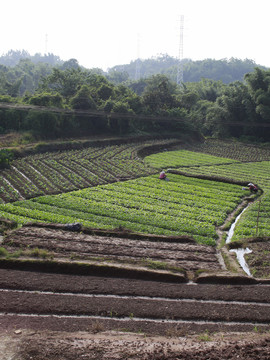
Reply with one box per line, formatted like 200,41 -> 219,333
1,139 -> 265,249
156,142 -> 270,242
0,139 -> 178,202
0,173 -> 244,245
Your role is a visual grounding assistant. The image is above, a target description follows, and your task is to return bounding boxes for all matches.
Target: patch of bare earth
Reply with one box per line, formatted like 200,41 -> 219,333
1,225 -> 270,359
1,330 -> 270,360
245,238 -> 270,278
3,224 -> 221,276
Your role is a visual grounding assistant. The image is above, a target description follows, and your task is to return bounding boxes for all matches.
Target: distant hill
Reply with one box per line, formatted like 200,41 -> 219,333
0,50 -> 268,96
0,50 -> 63,67
109,54 -> 268,84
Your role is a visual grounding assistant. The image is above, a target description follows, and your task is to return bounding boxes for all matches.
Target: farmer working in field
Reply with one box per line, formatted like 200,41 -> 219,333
248,183 -> 258,193
159,170 -> 169,181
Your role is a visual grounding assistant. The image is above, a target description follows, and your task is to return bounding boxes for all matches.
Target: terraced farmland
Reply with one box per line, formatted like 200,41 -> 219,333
0,173 -> 245,245
0,139 -> 178,203
1,138 -> 270,358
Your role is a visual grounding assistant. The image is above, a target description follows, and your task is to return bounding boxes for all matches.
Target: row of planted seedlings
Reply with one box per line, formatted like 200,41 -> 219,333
144,148 -> 270,244
144,149 -> 240,169
183,139 -> 270,162
176,161 -> 270,185
232,192 -> 270,241
0,142 -> 159,203
0,174 -> 246,246
172,159 -> 270,242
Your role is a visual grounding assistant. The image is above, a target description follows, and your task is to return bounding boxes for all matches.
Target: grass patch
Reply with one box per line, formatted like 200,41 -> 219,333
0,247 -> 9,257
26,247 -> 54,260
142,258 -> 185,274
198,330 -> 212,342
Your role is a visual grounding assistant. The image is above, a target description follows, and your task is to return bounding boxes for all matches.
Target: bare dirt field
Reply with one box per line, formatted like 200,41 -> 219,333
3,224 -> 221,275
1,224 -> 270,359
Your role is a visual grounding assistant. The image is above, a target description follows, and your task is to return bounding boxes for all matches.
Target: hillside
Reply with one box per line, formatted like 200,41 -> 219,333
0,136 -> 270,359
109,55 -> 267,83
0,50 -> 267,95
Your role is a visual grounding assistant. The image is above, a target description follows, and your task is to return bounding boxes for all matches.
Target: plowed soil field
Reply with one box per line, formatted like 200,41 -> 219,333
1,225 -> 270,359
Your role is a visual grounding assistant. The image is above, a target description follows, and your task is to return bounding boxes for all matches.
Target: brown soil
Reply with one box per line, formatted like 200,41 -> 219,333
245,238 -> 270,278
1,330 -> 269,360
0,267 -> 270,359
3,224 -> 221,276
227,237 -> 270,279
1,225 -> 270,359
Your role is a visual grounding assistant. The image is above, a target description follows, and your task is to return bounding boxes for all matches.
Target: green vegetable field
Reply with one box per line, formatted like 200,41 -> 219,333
0,139 -> 270,245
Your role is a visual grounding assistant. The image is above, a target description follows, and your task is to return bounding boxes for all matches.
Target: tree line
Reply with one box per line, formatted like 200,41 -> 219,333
0,50 -> 270,142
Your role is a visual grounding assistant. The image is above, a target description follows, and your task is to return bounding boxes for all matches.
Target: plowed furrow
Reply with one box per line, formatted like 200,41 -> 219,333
0,269 -> 269,303
0,290 -> 270,324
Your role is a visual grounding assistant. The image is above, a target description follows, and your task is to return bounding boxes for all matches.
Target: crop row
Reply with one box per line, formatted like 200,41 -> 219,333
146,147 -> 270,243
0,174 -> 245,245
178,162 -> 270,190
174,160 -> 270,242
144,150 -> 238,169
182,139 -> 270,162
232,192 -> 270,241
0,140 -> 173,203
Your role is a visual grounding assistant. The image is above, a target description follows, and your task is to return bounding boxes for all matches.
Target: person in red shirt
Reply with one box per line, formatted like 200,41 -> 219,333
248,183 -> 258,193
159,170 -> 168,180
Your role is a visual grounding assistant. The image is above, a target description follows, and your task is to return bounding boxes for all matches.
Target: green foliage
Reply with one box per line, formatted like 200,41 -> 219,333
28,247 -> 52,259
40,68 -> 87,98
0,173 -> 244,245
24,110 -> 63,138
0,247 -> 9,257
0,95 -> 14,103
0,51 -> 269,140
245,68 -> 270,123
70,85 -> 97,110
112,101 -> 131,114
145,150 -> 237,169
0,149 -> 14,168
97,83 -> 114,101
28,92 -> 64,108
111,55 -> 263,83
142,75 -> 178,113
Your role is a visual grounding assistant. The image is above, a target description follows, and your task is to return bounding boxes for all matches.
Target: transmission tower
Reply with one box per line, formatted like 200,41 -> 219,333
177,15 -> 184,85
45,33 -> 48,54
135,33 -> 141,80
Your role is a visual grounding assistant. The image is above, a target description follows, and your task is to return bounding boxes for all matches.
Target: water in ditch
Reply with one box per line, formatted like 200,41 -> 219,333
225,206 -> 252,276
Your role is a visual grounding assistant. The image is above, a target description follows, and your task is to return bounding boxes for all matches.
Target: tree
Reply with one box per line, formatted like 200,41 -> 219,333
142,75 -> 177,113
28,92 -> 64,108
70,85 -> 97,110
107,70 -> 129,84
205,104 -> 230,138
40,68 -> 85,98
245,68 -> 270,122
24,110 -> 62,138
97,83 -> 114,101
0,149 -> 14,168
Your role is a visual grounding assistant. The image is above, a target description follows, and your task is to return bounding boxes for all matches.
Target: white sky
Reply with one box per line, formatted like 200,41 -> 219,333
1,0 -> 269,71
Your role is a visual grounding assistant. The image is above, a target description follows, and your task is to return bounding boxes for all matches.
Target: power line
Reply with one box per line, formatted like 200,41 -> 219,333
1,102 -> 270,127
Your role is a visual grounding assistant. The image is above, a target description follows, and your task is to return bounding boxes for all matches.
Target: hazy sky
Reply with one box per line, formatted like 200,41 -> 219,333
1,0 -> 269,70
